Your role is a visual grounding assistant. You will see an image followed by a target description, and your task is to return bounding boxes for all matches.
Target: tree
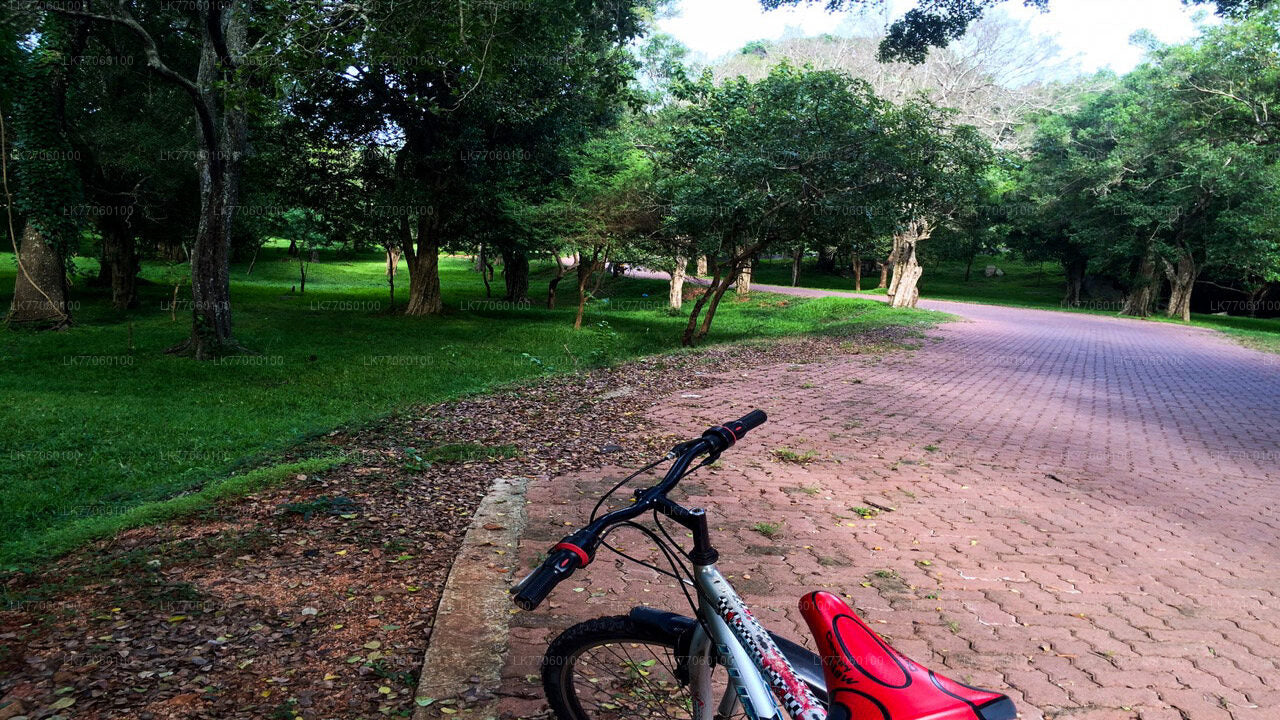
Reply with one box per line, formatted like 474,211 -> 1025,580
658,64 -> 894,344
882,101 -> 993,308
4,12 -> 86,327
558,133 -> 659,327
1012,9 -> 1280,320
47,0 -> 312,357
717,11 -> 1080,150
295,0 -> 655,314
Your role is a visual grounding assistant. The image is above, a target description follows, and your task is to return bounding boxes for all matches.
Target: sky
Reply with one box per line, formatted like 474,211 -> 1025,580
655,0 -> 1216,75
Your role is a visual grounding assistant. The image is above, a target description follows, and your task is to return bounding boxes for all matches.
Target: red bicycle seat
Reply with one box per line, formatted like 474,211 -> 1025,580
800,591 -> 1016,720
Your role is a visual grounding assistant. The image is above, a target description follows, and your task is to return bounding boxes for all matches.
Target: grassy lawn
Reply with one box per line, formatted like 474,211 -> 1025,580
752,255 -> 1280,352
0,242 -> 942,568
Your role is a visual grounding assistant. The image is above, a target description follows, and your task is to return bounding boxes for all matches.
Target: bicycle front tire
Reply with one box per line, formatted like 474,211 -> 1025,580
542,614 -> 736,720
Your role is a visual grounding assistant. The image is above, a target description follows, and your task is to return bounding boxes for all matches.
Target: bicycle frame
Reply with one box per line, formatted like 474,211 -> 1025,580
685,562 -> 826,720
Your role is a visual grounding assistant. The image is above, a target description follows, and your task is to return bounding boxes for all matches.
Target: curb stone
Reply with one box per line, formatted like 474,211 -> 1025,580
413,476 -> 531,720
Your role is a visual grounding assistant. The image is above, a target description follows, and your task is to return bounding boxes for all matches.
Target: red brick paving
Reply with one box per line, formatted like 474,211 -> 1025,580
498,295 -> 1280,720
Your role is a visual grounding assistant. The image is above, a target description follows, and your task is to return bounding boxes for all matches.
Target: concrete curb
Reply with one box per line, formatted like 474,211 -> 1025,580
413,476 -> 530,720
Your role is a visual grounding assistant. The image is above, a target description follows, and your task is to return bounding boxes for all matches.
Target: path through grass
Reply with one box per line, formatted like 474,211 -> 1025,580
752,255 -> 1280,352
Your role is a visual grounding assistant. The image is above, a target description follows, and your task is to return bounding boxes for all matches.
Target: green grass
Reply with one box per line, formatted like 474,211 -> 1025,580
771,447 -> 818,464
0,241 -> 942,567
752,254 -> 1280,353
751,521 -> 783,539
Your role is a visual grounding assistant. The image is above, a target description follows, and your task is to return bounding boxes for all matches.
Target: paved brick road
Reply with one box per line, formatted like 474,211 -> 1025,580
498,293 -> 1280,720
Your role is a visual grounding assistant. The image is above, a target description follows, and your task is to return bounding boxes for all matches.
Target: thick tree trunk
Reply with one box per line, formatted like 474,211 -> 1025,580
100,216 -> 139,310
877,261 -> 889,289
790,249 -> 801,287
169,12 -> 247,359
1121,252 -> 1159,317
1061,254 -> 1086,307
852,253 -> 862,292
887,220 -> 930,309
403,214 -> 442,316
182,169 -> 236,356
669,255 -> 687,310
501,245 -> 529,303
1163,255 -> 1196,323
695,255 -> 707,277
8,223 -> 69,326
735,251 -> 753,295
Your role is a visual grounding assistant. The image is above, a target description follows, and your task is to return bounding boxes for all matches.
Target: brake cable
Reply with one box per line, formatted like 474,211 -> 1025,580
599,520 -> 702,620
590,453 -> 671,522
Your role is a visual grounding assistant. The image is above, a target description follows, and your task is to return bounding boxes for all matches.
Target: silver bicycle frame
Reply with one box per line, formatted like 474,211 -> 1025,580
683,563 -> 826,720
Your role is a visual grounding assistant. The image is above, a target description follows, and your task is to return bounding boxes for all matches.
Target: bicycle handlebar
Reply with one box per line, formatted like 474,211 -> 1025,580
511,410 -> 768,611
513,548 -> 581,611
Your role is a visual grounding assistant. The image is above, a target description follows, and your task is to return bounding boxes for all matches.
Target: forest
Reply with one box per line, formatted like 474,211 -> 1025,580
5,0 -> 1277,355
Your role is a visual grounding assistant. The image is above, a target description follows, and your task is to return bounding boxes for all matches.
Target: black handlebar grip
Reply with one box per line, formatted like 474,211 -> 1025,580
703,409 -> 768,452
511,549 -> 579,611
730,409 -> 767,435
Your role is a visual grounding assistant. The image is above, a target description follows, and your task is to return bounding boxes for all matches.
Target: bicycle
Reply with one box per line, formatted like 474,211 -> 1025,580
511,410 -> 1018,720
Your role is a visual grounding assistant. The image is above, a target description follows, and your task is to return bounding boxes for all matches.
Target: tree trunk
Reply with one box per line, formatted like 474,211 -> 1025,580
386,246 -> 401,277
683,269 -> 737,346
574,247 -> 603,330
887,220 -> 930,309
1163,255 -> 1196,323
669,255 -> 687,310
547,254 -> 576,309
403,214 -> 442,316
1061,253 -> 1086,307
964,250 -> 976,282
100,216 -> 139,310
735,251 -> 753,295
852,253 -> 862,292
478,243 -> 494,298
695,255 -> 707,277
682,247 -> 756,346
877,261 -> 889,289
168,10 -> 247,359
790,249 -> 801,287
501,245 -> 529,303
387,249 -> 395,311
1121,252 -> 1159,317
8,223 -> 69,326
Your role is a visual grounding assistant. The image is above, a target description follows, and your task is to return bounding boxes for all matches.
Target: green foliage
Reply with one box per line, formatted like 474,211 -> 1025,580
1004,8 -> 1280,314
5,15 -> 86,255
